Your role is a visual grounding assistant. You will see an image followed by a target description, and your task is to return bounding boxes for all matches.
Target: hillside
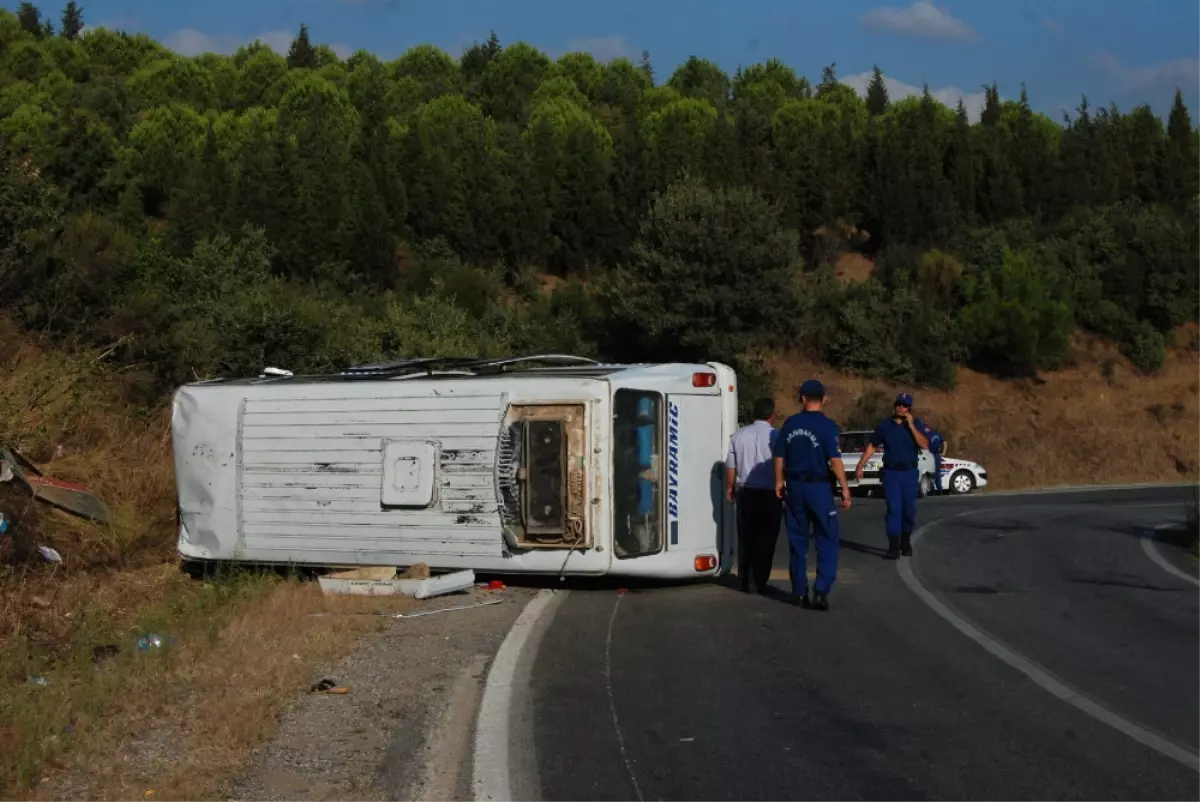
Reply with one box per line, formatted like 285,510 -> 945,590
770,326 -> 1200,491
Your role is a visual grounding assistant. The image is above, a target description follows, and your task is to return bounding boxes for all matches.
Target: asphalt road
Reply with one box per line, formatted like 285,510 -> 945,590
520,485 -> 1200,801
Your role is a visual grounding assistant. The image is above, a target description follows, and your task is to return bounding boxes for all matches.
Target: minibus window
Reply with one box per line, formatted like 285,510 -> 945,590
612,390 -> 663,559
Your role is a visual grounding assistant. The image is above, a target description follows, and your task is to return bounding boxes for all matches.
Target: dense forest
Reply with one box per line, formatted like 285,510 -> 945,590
1,2 -> 1197,410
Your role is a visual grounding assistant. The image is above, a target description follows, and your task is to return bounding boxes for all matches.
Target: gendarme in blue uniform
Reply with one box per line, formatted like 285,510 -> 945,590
872,406 -> 927,543
922,423 -> 944,493
773,404 -> 842,599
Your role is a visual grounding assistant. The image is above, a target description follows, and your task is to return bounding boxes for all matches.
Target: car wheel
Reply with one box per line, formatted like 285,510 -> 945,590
949,470 -> 976,495
919,473 -> 932,498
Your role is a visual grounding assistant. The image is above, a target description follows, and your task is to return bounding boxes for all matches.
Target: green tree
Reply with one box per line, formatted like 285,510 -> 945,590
60,1 -> 83,40
865,65 -> 889,116
286,23 -> 316,70
16,2 -> 50,40
1163,89 -> 1199,209
600,174 -> 801,367
957,248 -> 1072,376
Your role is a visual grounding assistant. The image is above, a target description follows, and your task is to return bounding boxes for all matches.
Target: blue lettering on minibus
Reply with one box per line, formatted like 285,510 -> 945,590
667,401 -> 680,544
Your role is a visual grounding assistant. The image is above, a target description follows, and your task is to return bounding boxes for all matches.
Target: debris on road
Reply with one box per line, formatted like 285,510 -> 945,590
308,598 -> 503,619
308,678 -> 349,694
0,446 -> 111,523
317,567 -> 476,599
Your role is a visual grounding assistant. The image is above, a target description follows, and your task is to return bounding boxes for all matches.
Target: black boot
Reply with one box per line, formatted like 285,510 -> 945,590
810,591 -> 830,611
900,533 -> 913,557
885,539 -> 900,560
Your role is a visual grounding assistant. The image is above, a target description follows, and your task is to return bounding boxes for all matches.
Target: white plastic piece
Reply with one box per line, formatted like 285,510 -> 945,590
317,568 -> 476,598
260,367 -> 293,377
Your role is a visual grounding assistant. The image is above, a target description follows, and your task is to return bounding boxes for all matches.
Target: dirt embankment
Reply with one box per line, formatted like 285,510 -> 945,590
768,327 -> 1200,491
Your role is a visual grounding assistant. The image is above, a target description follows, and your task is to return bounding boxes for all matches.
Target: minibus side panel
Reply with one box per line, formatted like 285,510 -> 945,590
665,394 -> 724,560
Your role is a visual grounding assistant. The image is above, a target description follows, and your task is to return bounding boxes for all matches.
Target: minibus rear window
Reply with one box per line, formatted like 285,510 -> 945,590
612,390 -> 663,559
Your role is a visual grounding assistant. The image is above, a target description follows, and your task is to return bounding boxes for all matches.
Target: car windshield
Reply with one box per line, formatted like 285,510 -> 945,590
839,431 -> 874,454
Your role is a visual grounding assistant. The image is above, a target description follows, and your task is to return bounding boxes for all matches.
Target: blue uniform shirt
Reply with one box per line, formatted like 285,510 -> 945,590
773,411 -> 841,478
871,416 -> 927,469
924,426 -> 944,456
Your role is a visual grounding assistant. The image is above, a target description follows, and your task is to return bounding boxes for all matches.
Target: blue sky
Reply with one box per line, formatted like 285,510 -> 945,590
15,0 -> 1200,121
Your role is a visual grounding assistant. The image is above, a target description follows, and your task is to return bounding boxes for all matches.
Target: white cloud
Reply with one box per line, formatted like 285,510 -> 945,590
166,28 -> 242,56
563,36 -> 634,62
165,27 -> 354,60
860,1 -> 977,42
1093,51 -> 1200,93
842,71 -> 989,121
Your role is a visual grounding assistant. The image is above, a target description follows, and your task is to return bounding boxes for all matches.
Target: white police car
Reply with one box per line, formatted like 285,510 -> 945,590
839,430 -> 990,496
936,456 -> 989,495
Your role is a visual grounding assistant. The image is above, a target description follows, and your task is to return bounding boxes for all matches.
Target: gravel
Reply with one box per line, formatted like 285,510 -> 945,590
226,584 -> 536,801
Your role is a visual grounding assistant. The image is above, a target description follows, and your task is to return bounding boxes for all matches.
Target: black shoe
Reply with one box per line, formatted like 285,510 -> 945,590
791,592 -> 809,608
810,592 -> 830,612
900,533 -> 913,557
885,540 -> 901,560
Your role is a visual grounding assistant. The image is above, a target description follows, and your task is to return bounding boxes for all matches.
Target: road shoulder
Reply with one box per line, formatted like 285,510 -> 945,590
226,585 -> 536,801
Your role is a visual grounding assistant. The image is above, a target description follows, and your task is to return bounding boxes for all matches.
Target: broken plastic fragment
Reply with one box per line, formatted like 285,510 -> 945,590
37,546 -> 62,563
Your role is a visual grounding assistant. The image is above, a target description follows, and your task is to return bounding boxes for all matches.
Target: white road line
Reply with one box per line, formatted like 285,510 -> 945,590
1141,530 -> 1200,588
472,588 -> 566,801
898,505 -> 1200,774
605,592 -> 643,802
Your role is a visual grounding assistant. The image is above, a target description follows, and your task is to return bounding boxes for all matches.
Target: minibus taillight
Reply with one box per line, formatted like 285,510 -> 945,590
692,372 -> 716,388
694,555 -> 717,572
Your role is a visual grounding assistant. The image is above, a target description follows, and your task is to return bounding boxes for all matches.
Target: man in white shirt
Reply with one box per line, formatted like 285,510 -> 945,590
725,398 -> 783,594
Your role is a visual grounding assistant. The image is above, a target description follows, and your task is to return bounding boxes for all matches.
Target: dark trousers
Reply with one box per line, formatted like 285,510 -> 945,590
882,468 -> 918,539
784,482 -> 840,596
737,487 -> 782,592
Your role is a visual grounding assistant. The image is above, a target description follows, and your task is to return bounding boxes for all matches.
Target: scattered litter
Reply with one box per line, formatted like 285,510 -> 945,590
37,545 -> 62,563
30,596 -> 50,609
309,598 -> 503,619
0,512 -> 7,534
679,737 -> 695,742
0,461 -> 12,483
487,579 -> 506,590
618,588 -> 628,594
394,598 -> 502,618
26,676 -> 48,686
134,633 -> 175,652
318,568 -> 475,599
0,447 -> 111,523
309,678 -> 349,694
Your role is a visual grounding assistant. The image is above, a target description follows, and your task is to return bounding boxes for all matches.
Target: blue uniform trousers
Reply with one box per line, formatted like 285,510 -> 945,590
882,467 -> 918,539
783,481 -> 840,596
932,453 -> 944,493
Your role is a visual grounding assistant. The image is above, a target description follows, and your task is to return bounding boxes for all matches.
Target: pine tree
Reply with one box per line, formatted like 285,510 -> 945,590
979,82 -> 1001,128
1163,88 -> 1199,207
866,65 -> 889,116
17,2 -> 46,40
60,1 -> 83,40
819,62 -> 837,91
286,24 -> 316,69
638,50 -> 654,85
950,99 -> 976,223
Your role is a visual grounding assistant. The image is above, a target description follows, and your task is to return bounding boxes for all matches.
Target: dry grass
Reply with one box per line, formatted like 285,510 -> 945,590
833,252 -> 875,284
0,319 -> 419,799
18,577 -> 414,801
766,329 -> 1200,490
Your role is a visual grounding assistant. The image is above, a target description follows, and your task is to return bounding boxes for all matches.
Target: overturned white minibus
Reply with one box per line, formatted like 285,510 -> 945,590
171,356 -> 739,579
